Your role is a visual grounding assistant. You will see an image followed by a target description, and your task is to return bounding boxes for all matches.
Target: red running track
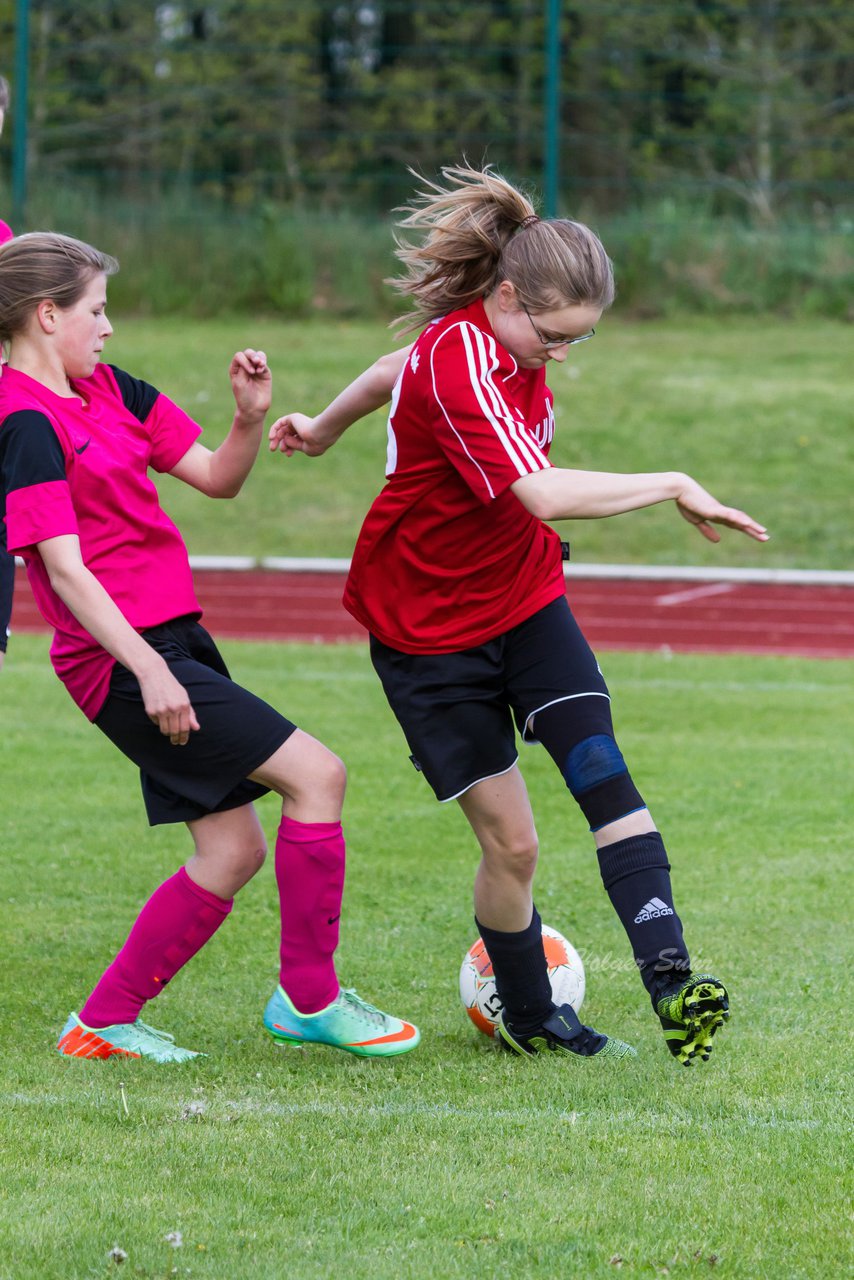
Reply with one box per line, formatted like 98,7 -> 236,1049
10,566 -> 854,658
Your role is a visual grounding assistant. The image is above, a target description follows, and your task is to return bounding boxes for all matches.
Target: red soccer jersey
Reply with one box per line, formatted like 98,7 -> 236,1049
343,298 -> 566,652
0,363 -> 202,718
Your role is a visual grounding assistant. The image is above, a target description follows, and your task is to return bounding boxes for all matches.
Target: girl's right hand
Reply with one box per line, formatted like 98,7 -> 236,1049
268,413 -> 330,457
138,662 -> 200,745
675,475 -> 769,543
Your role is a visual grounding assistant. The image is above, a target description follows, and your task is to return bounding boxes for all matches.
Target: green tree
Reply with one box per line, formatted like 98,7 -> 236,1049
1,0 -> 851,219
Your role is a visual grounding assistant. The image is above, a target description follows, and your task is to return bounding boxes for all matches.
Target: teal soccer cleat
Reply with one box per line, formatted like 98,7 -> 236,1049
264,985 -> 420,1058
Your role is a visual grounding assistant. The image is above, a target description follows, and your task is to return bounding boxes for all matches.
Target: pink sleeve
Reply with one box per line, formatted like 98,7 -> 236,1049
428,323 -> 550,504
145,394 -> 203,472
5,479 -> 79,552
0,221 -> 13,246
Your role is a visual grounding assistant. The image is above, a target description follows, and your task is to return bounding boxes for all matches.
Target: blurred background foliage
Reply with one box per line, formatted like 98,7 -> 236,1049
1,0 -> 852,317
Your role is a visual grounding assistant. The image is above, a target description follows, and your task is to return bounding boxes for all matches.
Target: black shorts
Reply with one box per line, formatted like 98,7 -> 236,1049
0,548 -> 14,652
94,616 -> 297,826
369,596 -> 611,802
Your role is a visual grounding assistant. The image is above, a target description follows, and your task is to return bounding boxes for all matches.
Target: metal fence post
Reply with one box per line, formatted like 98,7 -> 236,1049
12,0 -> 30,230
544,0 -> 560,217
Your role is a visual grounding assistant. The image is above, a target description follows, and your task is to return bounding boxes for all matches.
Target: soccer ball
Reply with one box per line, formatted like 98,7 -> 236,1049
459,923 -> 586,1039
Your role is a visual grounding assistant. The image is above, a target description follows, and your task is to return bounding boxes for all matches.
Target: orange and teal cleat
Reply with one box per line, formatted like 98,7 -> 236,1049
57,1013 -> 202,1062
264,985 -> 420,1058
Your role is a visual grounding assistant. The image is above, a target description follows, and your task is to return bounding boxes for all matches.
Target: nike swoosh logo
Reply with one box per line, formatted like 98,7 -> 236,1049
327,914 -> 340,925
74,439 -> 92,455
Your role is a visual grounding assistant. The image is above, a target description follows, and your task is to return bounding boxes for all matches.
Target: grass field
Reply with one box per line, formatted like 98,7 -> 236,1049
1,633 -> 851,1279
103,314 -> 854,571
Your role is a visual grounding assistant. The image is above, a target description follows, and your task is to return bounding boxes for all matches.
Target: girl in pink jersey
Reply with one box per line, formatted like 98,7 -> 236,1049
0,232 -> 419,1063
270,165 -> 769,1067
0,74 -> 15,670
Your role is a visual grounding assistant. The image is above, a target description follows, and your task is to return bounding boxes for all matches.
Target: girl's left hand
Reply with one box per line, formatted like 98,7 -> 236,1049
229,349 -> 272,420
268,413 -> 331,456
676,475 -> 769,543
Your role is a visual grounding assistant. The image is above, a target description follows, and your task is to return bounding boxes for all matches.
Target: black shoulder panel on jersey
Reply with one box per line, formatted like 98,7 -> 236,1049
0,410 -> 67,514
107,365 -> 160,423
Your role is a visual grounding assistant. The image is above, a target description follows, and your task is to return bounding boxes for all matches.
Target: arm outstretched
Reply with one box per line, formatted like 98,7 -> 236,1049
269,346 -> 412,458
511,468 -> 769,543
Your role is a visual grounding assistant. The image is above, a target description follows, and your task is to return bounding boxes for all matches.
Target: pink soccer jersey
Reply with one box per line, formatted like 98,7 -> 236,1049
0,363 -> 202,718
343,297 -> 566,653
0,220 -> 12,245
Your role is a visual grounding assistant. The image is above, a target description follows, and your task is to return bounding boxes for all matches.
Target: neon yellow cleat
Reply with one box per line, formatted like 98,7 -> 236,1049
655,974 -> 730,1065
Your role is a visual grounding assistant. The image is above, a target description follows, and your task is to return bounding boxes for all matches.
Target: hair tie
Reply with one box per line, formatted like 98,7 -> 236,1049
519,215 -> 540,229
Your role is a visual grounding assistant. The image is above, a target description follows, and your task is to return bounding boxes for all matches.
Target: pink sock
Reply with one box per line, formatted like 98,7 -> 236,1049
276,814 -> 344,1014
80,866 -> 232,1028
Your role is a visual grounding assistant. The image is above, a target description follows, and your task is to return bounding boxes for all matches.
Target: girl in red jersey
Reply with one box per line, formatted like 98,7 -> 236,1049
270,165 -> 769,1066
0,232 -> 419,1062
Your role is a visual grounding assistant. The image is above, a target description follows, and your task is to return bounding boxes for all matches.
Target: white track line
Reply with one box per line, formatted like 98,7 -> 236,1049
1,1092 -> 838,1132
655,582 -> 737,607
566,564 -> 854,586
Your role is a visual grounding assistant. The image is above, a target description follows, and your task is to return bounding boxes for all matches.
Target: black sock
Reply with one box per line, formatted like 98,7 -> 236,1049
475,906 -> 553,1033
596,833 -> 691,998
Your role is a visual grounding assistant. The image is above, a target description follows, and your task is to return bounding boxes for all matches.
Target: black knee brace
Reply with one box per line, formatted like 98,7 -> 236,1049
533,699 -> 646,832
562,734 -> 646,830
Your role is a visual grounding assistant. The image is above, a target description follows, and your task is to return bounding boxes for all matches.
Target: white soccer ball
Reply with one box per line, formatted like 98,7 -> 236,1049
459,923 -> 586,1039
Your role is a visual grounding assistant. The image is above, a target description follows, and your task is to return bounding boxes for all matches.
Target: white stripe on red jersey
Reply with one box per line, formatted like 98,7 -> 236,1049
453,322 -> 550,476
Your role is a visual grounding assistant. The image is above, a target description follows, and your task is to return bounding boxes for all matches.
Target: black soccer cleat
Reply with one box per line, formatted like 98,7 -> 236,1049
498,1003 -> 636,1060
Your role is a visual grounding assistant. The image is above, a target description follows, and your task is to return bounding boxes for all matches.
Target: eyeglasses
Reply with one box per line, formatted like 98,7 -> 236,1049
522,304 -> 596,349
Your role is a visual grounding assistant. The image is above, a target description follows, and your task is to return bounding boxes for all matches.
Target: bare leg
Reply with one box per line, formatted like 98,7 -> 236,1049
249,728 -> 347,820
185,803 -> 267,898
592,808 -> 657,849
457,765 -> 539,932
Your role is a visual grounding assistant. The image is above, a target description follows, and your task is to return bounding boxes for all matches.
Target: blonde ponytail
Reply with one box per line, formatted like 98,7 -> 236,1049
389,163 -> 614,332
